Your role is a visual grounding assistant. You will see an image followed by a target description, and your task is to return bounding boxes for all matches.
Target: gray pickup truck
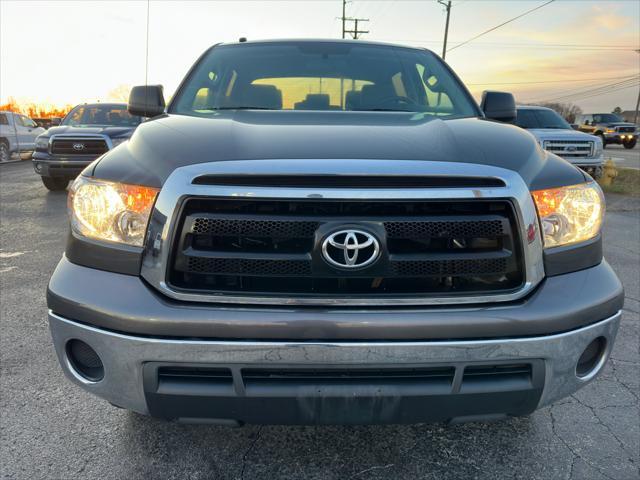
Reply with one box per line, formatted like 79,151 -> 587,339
32,103 -> 141,191
0,111 -> 45,162
48,39 -> 623,425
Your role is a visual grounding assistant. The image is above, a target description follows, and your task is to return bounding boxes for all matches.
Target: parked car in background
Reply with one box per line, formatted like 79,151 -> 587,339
32,103 -> 142,190
514,106 -> 604,179
0,111 -> 45,162
576,113 -> 637,149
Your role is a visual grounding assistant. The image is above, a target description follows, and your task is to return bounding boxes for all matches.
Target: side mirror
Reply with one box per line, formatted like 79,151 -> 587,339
128,85 -> 165,118
480,91 -> 516,123
570,124 -> 579,130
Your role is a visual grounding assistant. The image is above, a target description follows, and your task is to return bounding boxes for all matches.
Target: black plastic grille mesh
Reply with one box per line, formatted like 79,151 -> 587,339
192,218 -> 319,238
187,257 -> 312,276
384,220 -> 504,239
391,258 -> 508,277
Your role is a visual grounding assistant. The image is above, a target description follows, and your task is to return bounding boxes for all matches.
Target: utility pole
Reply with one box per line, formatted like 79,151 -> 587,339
345,18 -> 369,39
634,50 -> 640,124
438,0 -> 452,60
341,0 -> 347,39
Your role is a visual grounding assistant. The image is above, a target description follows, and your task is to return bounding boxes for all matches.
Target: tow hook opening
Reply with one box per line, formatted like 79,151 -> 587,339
576,336 -> 607,380
65,339 -> 104,382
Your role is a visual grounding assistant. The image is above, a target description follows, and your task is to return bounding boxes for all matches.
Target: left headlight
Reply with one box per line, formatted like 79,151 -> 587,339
35,137 -> 49,150
531,182 -> 604,248
68,176 -> 159,246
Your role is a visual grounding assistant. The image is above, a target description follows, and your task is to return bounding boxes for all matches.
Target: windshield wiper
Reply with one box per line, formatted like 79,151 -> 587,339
353,108 -> 414,112
198,106 -> 278,111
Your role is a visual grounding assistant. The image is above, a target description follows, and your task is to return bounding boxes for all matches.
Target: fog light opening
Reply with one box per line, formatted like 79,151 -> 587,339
576,336 -> 607,380
65,339 -> 104,382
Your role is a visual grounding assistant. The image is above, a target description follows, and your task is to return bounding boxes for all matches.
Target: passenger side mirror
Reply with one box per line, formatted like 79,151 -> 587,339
128,85 -> 165,118
480,91 -> 516,123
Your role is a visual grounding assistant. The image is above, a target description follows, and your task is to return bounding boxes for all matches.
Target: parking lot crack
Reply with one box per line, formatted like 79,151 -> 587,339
570,394 -> 636,459
549,407 -> 617,480
239,426 -> 262,480
350,463 -> 395,478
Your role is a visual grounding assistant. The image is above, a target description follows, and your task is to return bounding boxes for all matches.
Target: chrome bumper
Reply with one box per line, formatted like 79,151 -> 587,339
49,311 -> 621,418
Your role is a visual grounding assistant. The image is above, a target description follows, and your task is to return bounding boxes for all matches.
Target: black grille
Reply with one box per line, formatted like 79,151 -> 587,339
51,138 -> 109,155
168,198 -> 524,300
391,257 -> 508,277
187,257 -> 312,276
617,126 -> 635,133
192,217 -> 320,237
385,219 -> 504,238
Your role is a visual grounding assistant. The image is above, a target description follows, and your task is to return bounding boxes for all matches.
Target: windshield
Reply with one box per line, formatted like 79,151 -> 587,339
62,105 -> 142,127
170,42 -> 478,117
515,109 -> 571,129
593,113 -> 623,124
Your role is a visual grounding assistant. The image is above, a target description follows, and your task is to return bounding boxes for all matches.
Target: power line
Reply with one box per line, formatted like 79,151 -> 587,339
447,0 -> 556,53
553,82 -> 640,103
531,76 -> 640,103
466,75 -> 639,86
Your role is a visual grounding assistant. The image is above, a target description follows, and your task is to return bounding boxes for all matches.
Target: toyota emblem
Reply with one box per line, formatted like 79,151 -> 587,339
321,229 -> 380,269
72,143 -> 85,151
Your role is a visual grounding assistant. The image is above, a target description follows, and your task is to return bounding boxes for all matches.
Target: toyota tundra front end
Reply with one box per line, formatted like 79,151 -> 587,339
47,40 -> 623,425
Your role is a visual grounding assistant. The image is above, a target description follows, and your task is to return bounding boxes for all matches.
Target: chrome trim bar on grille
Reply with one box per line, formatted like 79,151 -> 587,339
140,159 -> 545,306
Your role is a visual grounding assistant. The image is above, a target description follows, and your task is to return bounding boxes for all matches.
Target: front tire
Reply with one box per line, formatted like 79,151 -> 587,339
597,133 -> 607,149
41,176 -> 69,191
0,142 -> 10,162
623,139 -> 636,149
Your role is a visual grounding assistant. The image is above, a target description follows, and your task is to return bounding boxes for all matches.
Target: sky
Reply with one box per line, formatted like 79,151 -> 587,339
1,0 -> 639,112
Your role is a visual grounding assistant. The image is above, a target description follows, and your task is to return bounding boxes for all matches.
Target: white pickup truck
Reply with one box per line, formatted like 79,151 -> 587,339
0,111 -> 45,162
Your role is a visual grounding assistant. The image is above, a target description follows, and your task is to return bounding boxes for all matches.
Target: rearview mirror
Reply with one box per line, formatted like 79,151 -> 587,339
128,85 -> 165,118
480,91 -> 516,123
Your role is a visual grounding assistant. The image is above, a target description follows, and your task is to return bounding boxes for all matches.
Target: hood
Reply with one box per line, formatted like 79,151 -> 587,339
43,125 -> 136,138
91,111 -> 586,191
526,128 -> 598,142
604,122 -> 636,128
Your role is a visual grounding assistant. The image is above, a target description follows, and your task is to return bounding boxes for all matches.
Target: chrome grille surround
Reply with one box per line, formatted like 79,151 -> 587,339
140,159 -> 545,306
543,140 -> 594,159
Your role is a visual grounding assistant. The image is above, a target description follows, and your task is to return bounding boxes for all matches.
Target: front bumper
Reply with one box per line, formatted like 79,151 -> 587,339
603,133 -> 637,144
31,152 -> 97,178
49,310 -> 621,424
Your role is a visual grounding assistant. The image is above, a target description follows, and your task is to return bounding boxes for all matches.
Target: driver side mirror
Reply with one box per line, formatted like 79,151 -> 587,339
480,91 -> 516,123
128,85 -> 165,118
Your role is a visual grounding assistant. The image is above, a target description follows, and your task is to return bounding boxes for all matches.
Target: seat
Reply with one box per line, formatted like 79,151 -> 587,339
345,90 -> 362,110
294,94 -> 331,111
237,84 -> 283,110
359,84 -> 393,110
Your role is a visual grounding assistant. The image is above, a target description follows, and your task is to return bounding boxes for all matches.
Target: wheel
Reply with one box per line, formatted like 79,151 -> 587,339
0,142 -> 10,162
41,176 -> 69,191
623,139 -> 636,149
597,133 -> 607,149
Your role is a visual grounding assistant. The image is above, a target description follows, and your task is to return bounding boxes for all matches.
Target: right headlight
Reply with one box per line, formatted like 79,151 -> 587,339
68,176 -> 159,247
531,182 -> 604,248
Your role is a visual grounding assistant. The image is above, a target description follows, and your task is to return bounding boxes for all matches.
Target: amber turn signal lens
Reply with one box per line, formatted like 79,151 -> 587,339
531,182 -> 604,248
68,177 -> 159,247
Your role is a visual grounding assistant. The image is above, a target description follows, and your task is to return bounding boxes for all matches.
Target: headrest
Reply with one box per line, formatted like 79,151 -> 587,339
240,84 -> 282,109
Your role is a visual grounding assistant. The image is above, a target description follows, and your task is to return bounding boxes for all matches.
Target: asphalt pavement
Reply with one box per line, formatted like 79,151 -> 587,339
1,161 -> 638,480
608,144 -> 640,170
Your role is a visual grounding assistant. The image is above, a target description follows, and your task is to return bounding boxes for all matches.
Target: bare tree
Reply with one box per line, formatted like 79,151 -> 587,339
536,102 -> 583,123
107,84 -> 132,103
